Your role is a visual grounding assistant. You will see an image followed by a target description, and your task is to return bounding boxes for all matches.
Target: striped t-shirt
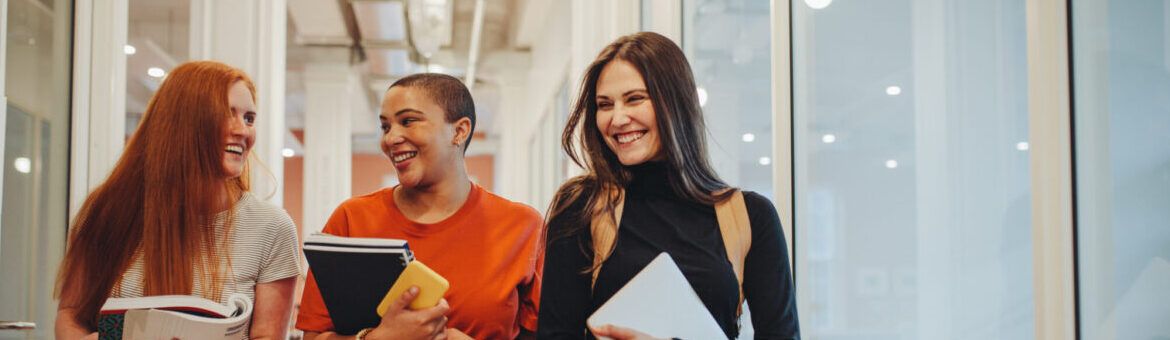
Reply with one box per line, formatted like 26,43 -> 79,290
111,192 -> 302,337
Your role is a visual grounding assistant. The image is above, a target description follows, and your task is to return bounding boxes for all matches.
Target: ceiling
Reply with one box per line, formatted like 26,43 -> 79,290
125,0 -> 529,155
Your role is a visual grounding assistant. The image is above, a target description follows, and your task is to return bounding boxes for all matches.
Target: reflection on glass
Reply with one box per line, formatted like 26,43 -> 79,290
1074,0 -> 1170,338
1,0 -> 74,338
793,0 -> 1033,338
682,0 -> 773,200
126,0 -> 191,134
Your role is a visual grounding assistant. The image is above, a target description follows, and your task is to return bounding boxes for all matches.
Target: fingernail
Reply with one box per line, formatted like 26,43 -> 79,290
409,286 -> 419,294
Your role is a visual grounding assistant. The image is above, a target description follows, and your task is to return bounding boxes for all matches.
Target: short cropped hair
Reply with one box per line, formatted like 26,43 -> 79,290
389,73 -> 477,151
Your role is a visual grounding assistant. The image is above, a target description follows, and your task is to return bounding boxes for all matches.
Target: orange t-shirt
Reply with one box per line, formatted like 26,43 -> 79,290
296,184 -> 544,339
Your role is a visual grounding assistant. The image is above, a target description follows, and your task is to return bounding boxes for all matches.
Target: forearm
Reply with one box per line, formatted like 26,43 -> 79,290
249,277 -> 297,339
304,331 -> 355,340
55,309 -> 93,340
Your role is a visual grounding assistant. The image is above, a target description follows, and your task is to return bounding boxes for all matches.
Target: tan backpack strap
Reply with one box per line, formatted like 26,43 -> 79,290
590,189 -> 624,290
715,190 -> 751,316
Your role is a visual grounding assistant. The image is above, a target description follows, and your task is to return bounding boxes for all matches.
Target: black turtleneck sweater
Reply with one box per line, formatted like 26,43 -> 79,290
537,162 -> 800,339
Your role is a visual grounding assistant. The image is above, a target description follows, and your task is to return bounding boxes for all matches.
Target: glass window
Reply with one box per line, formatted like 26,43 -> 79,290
1,0 -> 74,337
1073,0 -> 1170,338
682,0 -> 774,200
125,0 -> 191,134
792,0 -> 1033,338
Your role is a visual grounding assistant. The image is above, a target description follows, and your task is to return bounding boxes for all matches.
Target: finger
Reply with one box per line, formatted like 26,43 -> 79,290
589,324 -> 612,337
382,286 -> 420,322
592,324 -> 640,340
419,298 -> 451,320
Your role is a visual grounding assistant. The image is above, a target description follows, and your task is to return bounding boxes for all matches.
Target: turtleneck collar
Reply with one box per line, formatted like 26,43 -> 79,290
626,161 -> 677,198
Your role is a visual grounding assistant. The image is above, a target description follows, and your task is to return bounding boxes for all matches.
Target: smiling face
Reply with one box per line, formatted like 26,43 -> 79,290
595,59 -> 662,166
223,81 -> 256,179
379,86 -> 470,189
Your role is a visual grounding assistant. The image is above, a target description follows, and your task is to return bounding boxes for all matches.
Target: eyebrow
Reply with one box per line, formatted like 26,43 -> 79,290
380,108 -> 424,119
597,89 -> 648,99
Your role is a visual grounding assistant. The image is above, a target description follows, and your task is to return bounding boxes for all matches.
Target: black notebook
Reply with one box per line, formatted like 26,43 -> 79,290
303,233 -> 413,335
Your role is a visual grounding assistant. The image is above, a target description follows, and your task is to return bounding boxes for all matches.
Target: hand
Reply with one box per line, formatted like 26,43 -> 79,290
589,325 -> 664,340
444,328 -> 474,340
82,332 -> 98,340
367,286 -> 450,340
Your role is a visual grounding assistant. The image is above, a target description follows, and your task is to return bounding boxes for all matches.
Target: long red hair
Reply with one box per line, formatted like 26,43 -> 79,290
55,61 -> 257,329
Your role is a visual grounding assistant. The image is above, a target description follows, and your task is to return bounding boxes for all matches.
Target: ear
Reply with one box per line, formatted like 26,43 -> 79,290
451,116 -> 472,148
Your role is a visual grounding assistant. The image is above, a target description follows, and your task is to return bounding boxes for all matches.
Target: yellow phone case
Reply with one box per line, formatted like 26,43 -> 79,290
377,260 -> 450,315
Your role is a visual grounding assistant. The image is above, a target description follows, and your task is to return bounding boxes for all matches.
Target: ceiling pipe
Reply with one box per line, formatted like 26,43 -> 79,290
464,0 -> 485,90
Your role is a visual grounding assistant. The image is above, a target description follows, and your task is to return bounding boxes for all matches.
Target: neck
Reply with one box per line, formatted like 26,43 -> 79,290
213,183 -> 240,213
394,165 -> 472,223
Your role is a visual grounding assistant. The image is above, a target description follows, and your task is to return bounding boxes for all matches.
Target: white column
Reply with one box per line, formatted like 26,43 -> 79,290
302,63 -> 355,236
70,0 -> 129,218
0,0 -> 8,230
189,0 -> 287,205
912,0 -> 951,338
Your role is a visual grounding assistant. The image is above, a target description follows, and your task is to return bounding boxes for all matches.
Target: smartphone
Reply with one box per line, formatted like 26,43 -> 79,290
377,260 -> 450,315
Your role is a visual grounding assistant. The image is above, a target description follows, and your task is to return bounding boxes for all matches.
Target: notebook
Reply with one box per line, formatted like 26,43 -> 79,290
587,252 -> 727,340
303,233 -> 414,335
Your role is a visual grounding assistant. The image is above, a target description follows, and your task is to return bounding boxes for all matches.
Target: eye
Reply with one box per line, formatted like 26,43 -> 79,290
400,117 -> 418,126
243,112 -> 257,125
597,101 -> 614,110
627,95 -> 646,104
380,122 -> 390,133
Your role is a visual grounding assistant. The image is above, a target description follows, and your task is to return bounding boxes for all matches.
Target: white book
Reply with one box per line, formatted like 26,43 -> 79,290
99,293 -> 252,340
587,252 -> 728,340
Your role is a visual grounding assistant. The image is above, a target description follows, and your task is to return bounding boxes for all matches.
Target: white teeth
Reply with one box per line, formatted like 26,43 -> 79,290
225,145 -> 244,154
615,132 -> 645,144
392,152 -> 417,163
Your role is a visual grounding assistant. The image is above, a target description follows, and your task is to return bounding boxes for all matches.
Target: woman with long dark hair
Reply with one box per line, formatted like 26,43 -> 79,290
538,32 -> 800,339
55,61 -> 301,339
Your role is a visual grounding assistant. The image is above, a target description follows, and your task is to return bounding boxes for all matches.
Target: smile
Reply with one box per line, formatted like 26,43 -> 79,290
614,131 -> 647,144
225,144 -> 245,155
392,151 -> 418,163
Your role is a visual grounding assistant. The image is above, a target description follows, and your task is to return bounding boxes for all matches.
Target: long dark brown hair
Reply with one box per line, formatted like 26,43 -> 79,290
55,61 -> 255,329
548,32 -> 731,247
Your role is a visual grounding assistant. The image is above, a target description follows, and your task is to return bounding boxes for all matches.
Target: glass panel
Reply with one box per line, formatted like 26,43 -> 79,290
1,0 -> 73,338
1073,0 -> 1170,338
792,0 -> 1033,338
682,1 -> 772,337
682,0 -> 774,200
125,0 -> 190,135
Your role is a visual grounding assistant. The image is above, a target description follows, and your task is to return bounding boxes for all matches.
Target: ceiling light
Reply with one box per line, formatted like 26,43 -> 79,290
886,86 -> 902,96
759,157 -> 772,166
742,133 -> 756,143
805,0 -> 832,9
14,157 -> 31,174
697,87 -> 709,107
124,45 -> 137,55
822,134 -> 836,143
282,148 -> 295,158
885,160 -> 898,169
148,67 -> 165,78
1016,142 -> 1029,151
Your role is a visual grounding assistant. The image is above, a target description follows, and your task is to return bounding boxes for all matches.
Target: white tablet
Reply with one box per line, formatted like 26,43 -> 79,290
587,252 -> 727,340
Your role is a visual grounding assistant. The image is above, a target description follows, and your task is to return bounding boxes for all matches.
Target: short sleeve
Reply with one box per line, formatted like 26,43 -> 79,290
257,209 -> 302,283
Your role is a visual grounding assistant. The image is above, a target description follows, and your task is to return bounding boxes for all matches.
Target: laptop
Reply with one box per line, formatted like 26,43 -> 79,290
587,252 -> 727,340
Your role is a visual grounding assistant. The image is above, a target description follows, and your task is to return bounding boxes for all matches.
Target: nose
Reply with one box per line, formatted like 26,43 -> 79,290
609,105 -> 633,127
383,125 -> 406,146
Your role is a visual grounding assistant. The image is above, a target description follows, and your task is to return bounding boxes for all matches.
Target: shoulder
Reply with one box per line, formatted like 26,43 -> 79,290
235,193 -> 296,233
550,175 -> 599,212
337,187 -> 393,211
738,190 -> 776,212
735,190 -> 783,234
478,186 -> 542,223
237,193 -> 293,224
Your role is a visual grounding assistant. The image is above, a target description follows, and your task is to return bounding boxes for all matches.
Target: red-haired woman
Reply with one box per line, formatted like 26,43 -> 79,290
54,61 -> 301,339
